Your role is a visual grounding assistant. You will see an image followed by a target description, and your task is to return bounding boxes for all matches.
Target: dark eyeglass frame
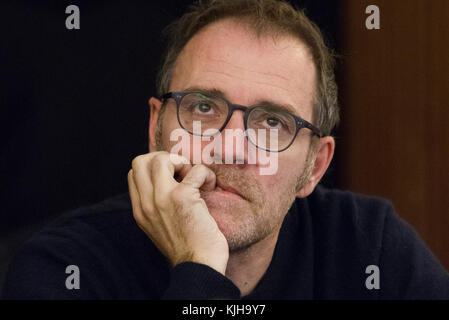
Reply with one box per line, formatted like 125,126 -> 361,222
160,91 -> 323,152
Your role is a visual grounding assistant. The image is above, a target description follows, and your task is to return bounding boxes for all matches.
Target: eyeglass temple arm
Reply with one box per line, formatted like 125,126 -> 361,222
302,120 -> 324,138
160,92 -> 173,101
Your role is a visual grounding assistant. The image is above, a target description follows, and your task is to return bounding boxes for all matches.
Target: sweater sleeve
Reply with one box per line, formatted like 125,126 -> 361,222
0,227 -> 131,300
162,262 -> 241,299
2,227 -> 241,300
2,237 -> 104,299
378,205 -> 449,299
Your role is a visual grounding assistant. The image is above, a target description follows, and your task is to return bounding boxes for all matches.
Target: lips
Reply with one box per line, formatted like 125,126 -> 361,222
213,182 -> 246,200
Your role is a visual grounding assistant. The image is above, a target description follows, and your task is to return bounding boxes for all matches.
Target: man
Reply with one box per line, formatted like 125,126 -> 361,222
3,0 -> 449,299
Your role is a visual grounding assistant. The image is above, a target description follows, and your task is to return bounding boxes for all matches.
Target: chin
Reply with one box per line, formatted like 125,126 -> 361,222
203,197 -> 263,251
206,199 -> 244,231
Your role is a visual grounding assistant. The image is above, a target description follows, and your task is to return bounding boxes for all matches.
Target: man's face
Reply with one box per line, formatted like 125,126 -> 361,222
153,19 -> 317,251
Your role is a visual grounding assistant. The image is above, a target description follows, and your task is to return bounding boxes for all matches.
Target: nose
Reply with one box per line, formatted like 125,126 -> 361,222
225,109 -> 245,130
216,109 -> 250,165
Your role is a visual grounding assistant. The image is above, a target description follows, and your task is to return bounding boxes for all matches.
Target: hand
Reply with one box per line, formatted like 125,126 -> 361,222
127,152 -> 229,275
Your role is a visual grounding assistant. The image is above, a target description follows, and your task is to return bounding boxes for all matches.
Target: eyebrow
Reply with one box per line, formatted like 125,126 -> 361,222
182,86 -> 300,116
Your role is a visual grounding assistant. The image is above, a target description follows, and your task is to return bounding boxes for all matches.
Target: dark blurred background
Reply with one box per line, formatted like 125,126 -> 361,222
1,0 -> 448,292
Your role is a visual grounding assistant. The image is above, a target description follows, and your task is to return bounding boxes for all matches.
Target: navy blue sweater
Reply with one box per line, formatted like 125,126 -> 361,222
2,186 -> 449,299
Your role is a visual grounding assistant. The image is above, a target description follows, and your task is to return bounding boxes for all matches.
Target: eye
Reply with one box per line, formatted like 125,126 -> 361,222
264,117 -> 282,129
194,102 -> 214,114
258,112 -> 295,134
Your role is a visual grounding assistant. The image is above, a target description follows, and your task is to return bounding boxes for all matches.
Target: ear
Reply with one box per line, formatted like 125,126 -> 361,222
296,136 -> 335,198
148,97 -> 163,152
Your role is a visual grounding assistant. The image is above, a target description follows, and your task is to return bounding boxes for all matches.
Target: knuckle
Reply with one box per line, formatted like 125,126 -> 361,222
192,164 -> 204,174
193,163 -> 206,172
150,157 -> 163,173
131,154 -> 146,170
193,163 -> 211,177
141,201 -> 154,215
127,169 -> 134,180
132,152 -> 164,171
152,151 -> 169,163
149,152 -> 170,174
169,153 -> 190,165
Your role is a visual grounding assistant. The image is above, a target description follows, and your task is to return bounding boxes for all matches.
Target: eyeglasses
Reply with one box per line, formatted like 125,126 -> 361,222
160,91 -> 323,152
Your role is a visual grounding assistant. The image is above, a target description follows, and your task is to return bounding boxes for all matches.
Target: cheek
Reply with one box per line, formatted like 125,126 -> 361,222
284,138 -> 310,167
256,162 -> 299,195
273,152 -> 308,184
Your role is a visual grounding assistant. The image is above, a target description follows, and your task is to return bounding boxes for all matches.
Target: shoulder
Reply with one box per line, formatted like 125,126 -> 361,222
24,193 -> 143,256
302,185 -> 395,242
2,193 -> 165,299
296,185 -> 449,299
54,192 -> 134,229
306,185 -> 394,216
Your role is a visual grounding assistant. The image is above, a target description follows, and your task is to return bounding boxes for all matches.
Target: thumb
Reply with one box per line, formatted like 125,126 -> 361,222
181,164 -> 216,192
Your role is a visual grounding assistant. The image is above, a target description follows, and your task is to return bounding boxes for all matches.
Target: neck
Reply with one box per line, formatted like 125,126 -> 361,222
225,226 -> 281,297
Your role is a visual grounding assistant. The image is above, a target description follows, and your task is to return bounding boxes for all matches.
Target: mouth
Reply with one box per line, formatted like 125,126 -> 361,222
211,182 -> 246,200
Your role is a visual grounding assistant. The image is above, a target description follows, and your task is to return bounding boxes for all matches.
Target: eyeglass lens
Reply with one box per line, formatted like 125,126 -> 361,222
177,92 -> 298,151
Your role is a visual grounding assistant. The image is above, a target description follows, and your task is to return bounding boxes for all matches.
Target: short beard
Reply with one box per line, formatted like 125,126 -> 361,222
155,118 -> 318,252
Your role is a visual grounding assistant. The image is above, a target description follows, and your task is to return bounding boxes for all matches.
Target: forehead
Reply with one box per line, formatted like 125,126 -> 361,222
170,18 -> 316,120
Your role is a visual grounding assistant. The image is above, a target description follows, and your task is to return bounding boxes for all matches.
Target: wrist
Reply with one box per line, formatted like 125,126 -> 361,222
191,253 -> 229,275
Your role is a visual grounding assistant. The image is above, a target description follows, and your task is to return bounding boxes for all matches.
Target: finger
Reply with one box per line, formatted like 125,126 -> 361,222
181,164 -> 216,192
150,153 -> 193,193
129,168 -> 169,254
127,169 -> 146,222
130,154 -> 156,213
